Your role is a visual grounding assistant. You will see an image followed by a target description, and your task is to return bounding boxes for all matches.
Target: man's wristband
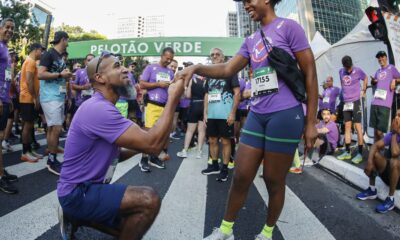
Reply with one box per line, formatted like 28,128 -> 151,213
58,73 -> 62,78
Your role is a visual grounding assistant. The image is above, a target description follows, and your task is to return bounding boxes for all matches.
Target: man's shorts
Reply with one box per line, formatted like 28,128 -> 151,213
145,102 -> 164,128
240,105 -> 304,155
59,182 -> 127,228
206,119 -> 234,139
0,103 -> 10,131
20,103 -> 37,122
369,104 -> 390,133
235,109 -> 249,122
343,99 -> 362,123
116,100 -> 129,118
8,97 -> 19,119
41,101 -> 65,127
187,101 -> 203,123
380,159 -> 400,190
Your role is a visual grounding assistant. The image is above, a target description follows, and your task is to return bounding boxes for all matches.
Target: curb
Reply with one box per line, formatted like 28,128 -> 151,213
318,155 -> 400,210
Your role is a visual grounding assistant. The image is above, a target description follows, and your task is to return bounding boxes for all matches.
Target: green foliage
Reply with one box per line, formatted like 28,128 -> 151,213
49,23 -> 107,44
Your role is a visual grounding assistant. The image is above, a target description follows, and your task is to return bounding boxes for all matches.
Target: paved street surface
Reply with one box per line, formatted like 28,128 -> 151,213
0,135 -> 399,240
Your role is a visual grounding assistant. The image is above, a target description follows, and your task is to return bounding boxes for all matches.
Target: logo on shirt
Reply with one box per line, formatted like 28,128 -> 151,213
343,75 -> 352,86
251,39 -> 268,63
378,71 -> 387,80
277,20 -> 285,29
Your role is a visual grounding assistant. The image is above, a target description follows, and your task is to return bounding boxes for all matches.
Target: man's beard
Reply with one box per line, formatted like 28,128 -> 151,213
112,81 -> 137,99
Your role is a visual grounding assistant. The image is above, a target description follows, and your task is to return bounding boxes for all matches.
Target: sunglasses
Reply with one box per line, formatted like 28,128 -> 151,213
210,52 -> 221,57
95,51 -> 116,74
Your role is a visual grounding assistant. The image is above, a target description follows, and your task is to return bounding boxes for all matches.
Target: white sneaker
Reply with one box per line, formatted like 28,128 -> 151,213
203,228 -> 234,240
255,234 -> 271,240
2,141 -> 13,152
301,156 -> 314,166
196,150 -> 202,159
177,149 -> 188,158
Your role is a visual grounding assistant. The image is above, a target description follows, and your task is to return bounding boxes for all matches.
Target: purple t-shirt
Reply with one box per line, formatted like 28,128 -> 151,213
0,41 -> 11,103
238,78 -> 248,110
179,97 -> 190,108
140,64 -> 174,104
237,17 -> 310,114
73,68 -> 91,106
319,86 -> 340,113
371,64 -> 400,108
57,92 -> 132,197
384,132 -> 400,146
120,72 -> 137,101
316,120 -> 339,150
339,67 -> 367,103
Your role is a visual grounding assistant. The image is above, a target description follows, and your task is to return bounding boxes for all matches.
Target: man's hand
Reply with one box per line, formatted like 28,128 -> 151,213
227,113 -> 235,126
176,65 -> 197,87
305,123 -> 318,150
158,81 -> 170,89
167,80 -> 184,101
61,69 -> 73,79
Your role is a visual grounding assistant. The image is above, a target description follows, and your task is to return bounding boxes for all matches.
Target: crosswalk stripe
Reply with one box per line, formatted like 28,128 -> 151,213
253,173 -> 336,240
144,152 -> 208,240
0,154 -> 141,240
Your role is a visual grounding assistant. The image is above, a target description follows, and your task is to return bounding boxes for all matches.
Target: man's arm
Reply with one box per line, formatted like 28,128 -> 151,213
203,93 -> 209,124
365,139 -> 385,176
362,75 -> 368,96
391,134 -> 400,157
184,79 -> 193,99
228,87 -> 240,125
119,148 -> 140,162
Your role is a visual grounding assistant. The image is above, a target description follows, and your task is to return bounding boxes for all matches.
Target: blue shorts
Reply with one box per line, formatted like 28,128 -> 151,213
58,182 -> 127,228
240,105 -> 304,155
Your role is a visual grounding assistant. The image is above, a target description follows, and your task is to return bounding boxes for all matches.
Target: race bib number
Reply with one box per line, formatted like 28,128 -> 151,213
103,158 -> 119,184
5,68 -> 11,82
374,89 -> 387,100
343,102 -> 354,111
59,85 -> 67,94
251,66 -> 279,97
156,72 -> 171,82
82,89 -> 94,96
208,92 -> 222,102
323,97 -> 330,103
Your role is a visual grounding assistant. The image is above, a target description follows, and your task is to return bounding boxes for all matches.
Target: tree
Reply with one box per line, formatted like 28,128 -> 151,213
48,23 -> 107,44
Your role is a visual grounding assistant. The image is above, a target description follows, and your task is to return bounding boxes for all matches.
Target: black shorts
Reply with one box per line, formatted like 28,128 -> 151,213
66,99 -> 77,115
179,107 -> 189,123
127,100 -> 139,112
235,109 -> 249,122
206,119 -> 234,139
0,103 -> 10,130
343,100 -> 362,123
20,103 -> 37,122
187,101 -> 204,123
381,159 -> 400,189
369,105 -> 390,133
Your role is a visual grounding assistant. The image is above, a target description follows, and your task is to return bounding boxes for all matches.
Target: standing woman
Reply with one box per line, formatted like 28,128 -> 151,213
178,0 -> 318,239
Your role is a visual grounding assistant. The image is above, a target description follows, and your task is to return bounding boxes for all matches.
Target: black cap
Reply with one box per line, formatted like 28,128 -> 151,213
28,43 -> 45,53
183,61 -> 193,66
50,31 -> 69,44
376,51 -> 387,58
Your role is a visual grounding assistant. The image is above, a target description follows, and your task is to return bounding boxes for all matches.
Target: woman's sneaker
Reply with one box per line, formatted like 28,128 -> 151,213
21,152 -> 39,163
337,151 -> 351,160
177,149 -> 188,158
196,150 -> 202,159
0,178 -> 18,194
255,234 -> 271,240
356,187 -> 377,200
203,228 -> 234,240
376,197 -> 395,213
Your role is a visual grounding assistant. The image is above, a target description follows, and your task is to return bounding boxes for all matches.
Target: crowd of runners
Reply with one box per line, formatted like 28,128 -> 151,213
0,0 -> 400,239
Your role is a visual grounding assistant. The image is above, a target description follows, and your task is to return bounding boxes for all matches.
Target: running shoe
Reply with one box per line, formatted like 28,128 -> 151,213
47,159 -> 62,176
216,169 -> 228,182
3,169 -> 18,182
2,140 -> 13,152
139,157 -> 151,172
31,150 -> 44,159
203,228 -> 234,240
289,167 -> 303,174
169,132 -> 180,140
376,197 -> 395,213
196,150 -> 203,159
177,149 -> 188,158
149,156 -> 166,169
0,178 -> 18,194
337,151 -> 351,160
351,153 -> 363,164
201,164 -> 220,175
228,161 -> 235,169
255,234 -> 271,240
356,187 -> 377,200
21,152 -> 39,163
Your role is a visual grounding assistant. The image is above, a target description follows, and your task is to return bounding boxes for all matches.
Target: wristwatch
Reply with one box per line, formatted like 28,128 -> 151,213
58,72 -> 62,78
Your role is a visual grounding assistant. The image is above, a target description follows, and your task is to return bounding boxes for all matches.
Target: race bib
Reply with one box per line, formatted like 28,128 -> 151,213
208,92 -> 222,102
156,72 -> 171,82
374,89 -> 387,100
103,158 -> 119,184
59,85 -> 67,94
82,89 -> 94,96
343,102 -> 354,111
323,96 -> 330,103
5,68 -> 11,82
251,66 -> 279,97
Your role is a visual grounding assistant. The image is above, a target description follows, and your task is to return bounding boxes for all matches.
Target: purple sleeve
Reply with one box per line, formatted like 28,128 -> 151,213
84,103 -> 133,144
383,133 -> 392,146
358,68 -> 367,81
326,122 -> 337,134
140,65 -> 151,82
392,66 -> 400,79
286,20 -> 310,53
237,39 -> 250,59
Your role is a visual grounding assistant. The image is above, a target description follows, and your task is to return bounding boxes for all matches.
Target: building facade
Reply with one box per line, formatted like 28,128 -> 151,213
235,1 -> 259,37
116,15 -> 164,39
226,11 -> 238,37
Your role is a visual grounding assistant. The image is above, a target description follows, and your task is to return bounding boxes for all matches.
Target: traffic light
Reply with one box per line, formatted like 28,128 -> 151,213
365,7 -> 388,42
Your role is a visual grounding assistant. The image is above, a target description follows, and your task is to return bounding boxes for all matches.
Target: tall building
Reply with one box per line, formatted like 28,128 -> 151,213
116,15 -> 164,39
360,0 -> 370,11
27,0 -> 54,26
226,11 -> 238,37
235,1 -> 259,37
276,0 -> 366,44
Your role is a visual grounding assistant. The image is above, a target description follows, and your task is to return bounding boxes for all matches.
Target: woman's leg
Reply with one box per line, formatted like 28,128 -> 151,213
197,121 -> 206,151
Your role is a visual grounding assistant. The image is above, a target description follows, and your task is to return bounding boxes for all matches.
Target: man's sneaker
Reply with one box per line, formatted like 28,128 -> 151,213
216,169 -> 229,182
2,140 -> 13,152
47,159 -> 62,176
149,156 -> 166,169
356,187 -> 377,200
169,132 -> 180,140
0,178 -> 18,194
376,197 -> 395,213
21,152 -> 39,163
31,150 -> 44,159
303,156 -> 314,166
202,163 -> 220,175
139,158 -> 151,172
177,149 -> 188,158
255,234 -> 272,240
58,205 -> 69,240
3,169 -> 18,182
289,167 -> 303,174
203,228 -> 234,240
31,141 -> 41,150
337,151 -> 351,160
351,153 -> 363,164
228,161 -> 235,169
196,150 -> 202,159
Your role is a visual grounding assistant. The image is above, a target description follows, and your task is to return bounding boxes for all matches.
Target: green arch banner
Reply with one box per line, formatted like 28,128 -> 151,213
67,37 -> 244,59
